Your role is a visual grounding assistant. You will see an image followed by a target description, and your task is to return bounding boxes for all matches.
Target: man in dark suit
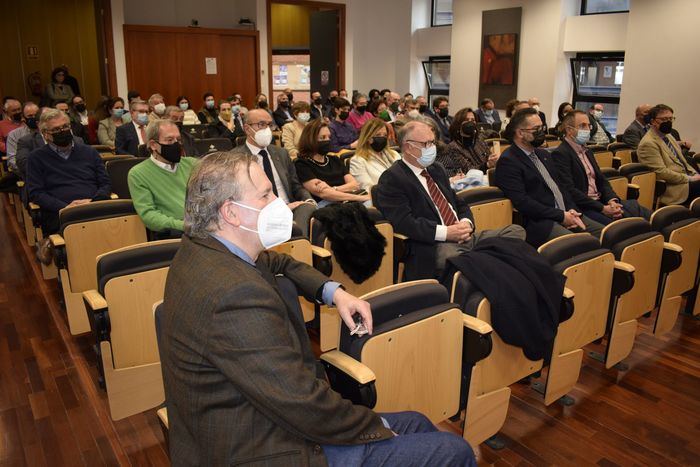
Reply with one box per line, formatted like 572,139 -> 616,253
495,108 -> 604,247
231,109 -> 317,236
310,90 -> 326,121
273,93 -> 294,129
160,151 -> 476,466
164,105 -> 200,156
553,110 -> 650,225
474,98 -> 501,130
622,104 -> 651,148
115,100 -> 150,155
375,120 -> 525,280
425,96 -> 453,143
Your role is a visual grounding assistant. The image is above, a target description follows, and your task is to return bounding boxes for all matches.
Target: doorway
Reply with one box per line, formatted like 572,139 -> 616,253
267,0 -> 345,104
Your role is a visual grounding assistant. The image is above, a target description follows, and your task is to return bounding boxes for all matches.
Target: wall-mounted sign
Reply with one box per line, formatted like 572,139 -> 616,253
205,57 -> 217,75
26,45 -> 39,59
320,70 -> 329,86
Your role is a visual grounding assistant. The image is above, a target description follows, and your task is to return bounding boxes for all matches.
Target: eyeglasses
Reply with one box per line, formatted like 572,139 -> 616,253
158,139 -> 182,145
655,116 -> 676,123
248,121 -> 273,129
46,125 -> 71,134
567,124 -> 592,131
519,125 -> 546,133
406,139 -> 436,149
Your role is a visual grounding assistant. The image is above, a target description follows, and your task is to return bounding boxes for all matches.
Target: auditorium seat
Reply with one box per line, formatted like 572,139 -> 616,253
193,137 -> 233,156
105,156 -> 147,199
599,167 -> 640,200
457,187 -> 513,231
82,239 -> 179,419
619,163 -> 664,210
182,124 -> 212,139
608,142 -> 633,166
49,200 -> 147,334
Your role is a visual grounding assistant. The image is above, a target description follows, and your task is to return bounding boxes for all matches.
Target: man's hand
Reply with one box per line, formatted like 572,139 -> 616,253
602,203 -> 623,219
689,174 -> 700,182
446,220 -> 473,243
67,199 -> 91,208
287,201 -> 303,211
449,172 -> 465,183
334,287 -> 373,335
562,210 -> 586,230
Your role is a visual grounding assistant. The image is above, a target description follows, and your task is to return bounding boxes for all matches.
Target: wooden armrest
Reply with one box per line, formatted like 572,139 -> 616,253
563,287 -> 574,300
16,181 -> 24,188
614,261 -> 635,273
29,202 -> 40,211
320,350 -> 376,384
109,193 -> 119,199
393,233 -> 408,241
49,234 -> 65,247
157,408 -> 169,428
627,183 -> 640,190
82,289 -> 108,311
311,245 -> 331,258
462,314 -> 492,334
663,242 -> 682,253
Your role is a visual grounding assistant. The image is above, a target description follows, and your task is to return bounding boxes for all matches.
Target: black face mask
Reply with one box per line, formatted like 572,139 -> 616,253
318,140 -> 332,156
281,101 -> 289,108
286,93 -> 294,101
11,113 -> 22,122
389,102 -> 400,113
313,97 -> 323,106
529,129 -> 547,148
370,136 -> 388,152
339,110 -> 349,121
418,104 -> 428,113
158,142 -> 182,163
356,105 -> 367,115
659,121 -> 673,135
51,129 -> 73,147
258,100 -> 268,109
438,108 -> 449,119
75,103 -> 86,112
460,122 -> 478,146
26,117 -> 38,130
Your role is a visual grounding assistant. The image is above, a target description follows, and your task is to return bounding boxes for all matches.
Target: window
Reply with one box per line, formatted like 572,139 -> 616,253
570,53 -> 624,134
422,57 -> 450,104
581,0 -> 629,15
431,0 -> 453,26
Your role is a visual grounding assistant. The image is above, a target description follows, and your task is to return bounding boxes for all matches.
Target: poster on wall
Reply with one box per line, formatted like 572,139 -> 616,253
480,34 -> 517,85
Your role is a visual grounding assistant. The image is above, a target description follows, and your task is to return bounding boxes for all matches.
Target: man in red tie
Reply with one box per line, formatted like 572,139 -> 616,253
115,100 -> 150,156
375,120 -> 525,280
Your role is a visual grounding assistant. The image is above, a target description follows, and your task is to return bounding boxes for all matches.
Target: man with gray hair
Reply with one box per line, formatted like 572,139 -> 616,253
375,119 -> 525,280
115,99 -> 150,155
148,93 -> 166,122
159,150 -> 476,466
0,98 -> 22,155
26,108 -> 110,239
164,105 -> 199,156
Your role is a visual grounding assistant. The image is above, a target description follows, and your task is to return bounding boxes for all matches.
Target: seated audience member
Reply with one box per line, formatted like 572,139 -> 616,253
553,110 -> 650,224
59,65 -> 80,96
281,101 -> 311,159
27,109 -> 111,239
375,120 -> 525,280
324,89 -> 338,115
92,96 -> 111,124
528,97 -> 547,130
67,95 -> 94,143
339,88 -> 349,99
368,89 -> 381,102
295,120 -> 370,206
176,96 -> 200,125
127,90 -> 141,103
164,105 -> 199,157
415,95 -> 429,115
198,92 -> 218,124
426,97 -> 452,143
474,98 -> 501,127
6,102 -> 39,172
437,108 -> 498,178
502,100 -> 529,128
17,108 -> 80,179
231,109 -> 317,237
115,99 -> 150,155
588,104 -> 613,145
43,68 -> 74,106
385,92 -> 401,122
369,98 -> 389,121
495,108 -> 604,246
310,91 -> 325,120
399,98 -> 420,119
347,93 -> 373,131
622,104 -> 651,148
160,150 -> 476,467
349,118 -> 400,192
128,120 -> 197,238
283,87 -> 295,105
0,98 -> 23,155
273,93 -> 294,129
229,95 -> 246,130
555,102 -> 574,135
214,101 -> 245,144
329,97 -> 358,152
637,104 -> 700,205
147,93 -> 166,122
97,97 -> 125,148
254,93 -> 276,129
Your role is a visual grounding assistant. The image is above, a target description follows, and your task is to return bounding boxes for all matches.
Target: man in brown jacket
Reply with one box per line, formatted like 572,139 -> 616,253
160,151 -> 475,466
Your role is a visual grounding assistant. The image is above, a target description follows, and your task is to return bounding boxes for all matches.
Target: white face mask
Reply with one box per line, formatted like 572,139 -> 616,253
593,110 -> 603,120
297,112 -> 310,123
232,197 -> 293,249
532,105 -> 540,112
253,127 -> 273,147
407,109 -> 420,119
154,103 -> 166,115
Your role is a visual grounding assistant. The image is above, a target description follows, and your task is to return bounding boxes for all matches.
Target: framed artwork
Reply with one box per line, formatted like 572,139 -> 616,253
480,33 -> 517,85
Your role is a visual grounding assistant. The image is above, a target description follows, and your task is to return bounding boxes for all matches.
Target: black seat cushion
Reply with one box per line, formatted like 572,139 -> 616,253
601,218 -> 651,251
106,157 -> 147,199
619,162 -> 651,179
457,186 -> 506,206
451,273 -> 485,317
59,199 -> 137,235
97,241 -> 180,294
539,234 -> 602,266
651,206 -> 691,232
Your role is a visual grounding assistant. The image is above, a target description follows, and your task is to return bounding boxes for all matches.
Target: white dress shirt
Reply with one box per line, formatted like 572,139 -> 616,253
150,155 -> 178,173
245,141 -> 291,204
132,121 -> 146,145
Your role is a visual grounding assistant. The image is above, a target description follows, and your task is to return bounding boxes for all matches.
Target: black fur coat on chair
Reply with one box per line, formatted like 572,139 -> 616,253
312,202 -> 386,284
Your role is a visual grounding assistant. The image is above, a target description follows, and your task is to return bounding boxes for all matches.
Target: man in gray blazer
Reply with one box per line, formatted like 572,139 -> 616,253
160,151 -> 476,466
231,108 -> 317,236
622,104 -> 651,148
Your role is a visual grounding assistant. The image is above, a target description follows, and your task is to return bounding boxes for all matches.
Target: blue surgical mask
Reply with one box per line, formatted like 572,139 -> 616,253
232,105 -> 241,115
135,112 -> 149,126
179,102 -> 189,111
484,109 -> 493,116
574,129 -> 590,145
112,108 -> 125,118
416,144 -> 437,168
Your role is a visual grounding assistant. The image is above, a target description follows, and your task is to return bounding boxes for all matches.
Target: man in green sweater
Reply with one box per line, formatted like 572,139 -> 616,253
128,119 -> 198,237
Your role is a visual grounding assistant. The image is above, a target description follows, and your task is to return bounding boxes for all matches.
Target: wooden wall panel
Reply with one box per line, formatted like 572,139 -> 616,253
123,25 -> 260,108
271,3 -> 312,49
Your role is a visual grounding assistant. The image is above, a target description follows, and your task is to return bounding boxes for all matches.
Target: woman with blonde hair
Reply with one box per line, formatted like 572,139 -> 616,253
349,118 -> 401,191
281,101 -> 311,159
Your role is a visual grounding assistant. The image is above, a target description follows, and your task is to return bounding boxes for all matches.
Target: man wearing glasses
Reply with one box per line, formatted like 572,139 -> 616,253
232,109 -> 317,236
637,104 -> 700,206
375,119 -> 525,280
26,108 -> 110,249
495,108 -> 603,247
552,110 -> 650,225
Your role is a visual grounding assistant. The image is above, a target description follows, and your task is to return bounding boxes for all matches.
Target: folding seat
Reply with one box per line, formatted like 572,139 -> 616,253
100,154 -> 133,163
48,200 -> 147,334
599,167 -> 640,201
619,163 -> 664,210
193,137 -> 233,156
456,186 -> 513,231
309,207 -> 394,351
592,147 -> 619,169
105,156 -> 147,199
650,205 -> 700,333
608,142 -> 633,166
181,124 -> 212,139
82,239 -> 179,419
596,218 -> 682,368
544,134 -> 559,148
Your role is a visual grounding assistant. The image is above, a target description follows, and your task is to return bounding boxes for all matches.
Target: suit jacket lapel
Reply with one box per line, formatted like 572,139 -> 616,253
398,161 -> 441,221
268,147 -> 290,193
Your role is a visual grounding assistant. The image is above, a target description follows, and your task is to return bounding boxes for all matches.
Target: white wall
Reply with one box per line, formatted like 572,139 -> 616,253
619,0 -> 700,143
563,13 -> 628,52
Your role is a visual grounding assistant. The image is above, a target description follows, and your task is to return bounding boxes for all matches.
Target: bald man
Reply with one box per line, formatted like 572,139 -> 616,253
622,104 -> 651,148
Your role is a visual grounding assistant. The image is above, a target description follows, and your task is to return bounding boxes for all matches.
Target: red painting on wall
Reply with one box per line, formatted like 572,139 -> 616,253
480,33 -> 517,85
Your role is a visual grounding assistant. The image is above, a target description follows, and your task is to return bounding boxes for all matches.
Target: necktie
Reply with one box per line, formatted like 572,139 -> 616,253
259,149 -> 279,196
663,137 -> 691,174
420,169 -> 458,226
527,152 -> 566,210
138,125 -> 146,144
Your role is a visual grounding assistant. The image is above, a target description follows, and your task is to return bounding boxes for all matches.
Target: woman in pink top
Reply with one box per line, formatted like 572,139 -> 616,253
346,93 -> 373,131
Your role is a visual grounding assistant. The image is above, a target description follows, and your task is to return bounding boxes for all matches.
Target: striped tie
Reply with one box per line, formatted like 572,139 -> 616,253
527,152 -> 566,210
421,170 -> 458,226
663,137 -> 691,174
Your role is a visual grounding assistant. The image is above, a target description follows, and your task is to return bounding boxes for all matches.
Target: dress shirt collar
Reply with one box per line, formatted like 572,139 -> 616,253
49,142 -> 74,159
514,142 -> 536,157
150,155 -> 178,173
246,140 -> 267,155
210,234 -> 255,266
402,159 -> 426,177
564,136 -> 587,155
